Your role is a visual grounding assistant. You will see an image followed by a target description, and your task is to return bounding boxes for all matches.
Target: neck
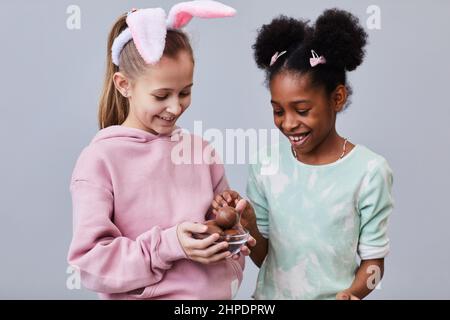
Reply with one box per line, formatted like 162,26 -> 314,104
295,128 -> 344,165
122,113 -> 158,135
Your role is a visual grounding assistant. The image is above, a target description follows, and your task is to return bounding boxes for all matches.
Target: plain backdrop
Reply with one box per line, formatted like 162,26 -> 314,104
1,0 -> 449,299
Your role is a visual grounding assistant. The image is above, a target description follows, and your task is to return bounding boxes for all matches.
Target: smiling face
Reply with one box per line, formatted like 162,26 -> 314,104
115,50 -> 194,135
270,71 -> 345,157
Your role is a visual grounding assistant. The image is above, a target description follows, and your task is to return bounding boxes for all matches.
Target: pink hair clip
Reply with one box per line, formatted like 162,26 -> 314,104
309,50 -> 326,67
270,51 -> 287,67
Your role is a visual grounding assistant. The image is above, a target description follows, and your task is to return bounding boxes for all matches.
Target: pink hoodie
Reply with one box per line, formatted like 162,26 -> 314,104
67,126 -> 244,299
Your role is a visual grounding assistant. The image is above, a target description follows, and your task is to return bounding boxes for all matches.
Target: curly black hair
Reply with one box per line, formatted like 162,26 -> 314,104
253,9 -> 368,108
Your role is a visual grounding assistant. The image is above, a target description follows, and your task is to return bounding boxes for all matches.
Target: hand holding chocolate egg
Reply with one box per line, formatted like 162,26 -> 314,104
193,205 -> 243,241
215,206 -> 239,229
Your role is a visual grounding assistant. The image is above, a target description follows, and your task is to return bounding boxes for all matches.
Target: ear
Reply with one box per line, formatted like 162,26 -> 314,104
113,72 -> 131,98
167,0 -> 236,29
332,85 -> 348,113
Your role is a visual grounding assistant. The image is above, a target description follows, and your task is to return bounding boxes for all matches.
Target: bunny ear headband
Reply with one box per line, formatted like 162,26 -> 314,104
111,0 -> 236,66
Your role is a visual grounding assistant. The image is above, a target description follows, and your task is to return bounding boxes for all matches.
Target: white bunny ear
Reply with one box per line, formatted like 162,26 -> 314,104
126,8 -> 167,65
167,0 -> 236,29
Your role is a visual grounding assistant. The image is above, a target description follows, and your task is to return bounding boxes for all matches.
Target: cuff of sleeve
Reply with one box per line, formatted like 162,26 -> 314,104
358,242 -> 390,260
158,225 -> 187,266
258,225 -> 269,239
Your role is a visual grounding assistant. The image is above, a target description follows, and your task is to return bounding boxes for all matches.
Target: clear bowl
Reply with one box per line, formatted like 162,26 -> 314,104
216,228 -> 249,255
192,224 -> 250,255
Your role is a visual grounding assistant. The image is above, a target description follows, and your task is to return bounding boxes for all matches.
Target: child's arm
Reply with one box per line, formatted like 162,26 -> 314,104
246,220 -> 268,268
339,159 -> 393,300
68,179 -> 187,294
68,148 -> 192,294
336,258 -> 384,300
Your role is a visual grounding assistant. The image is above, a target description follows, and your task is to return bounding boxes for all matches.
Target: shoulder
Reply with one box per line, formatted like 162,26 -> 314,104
71,134 -> 112,184
353,146 -> 393,195
355,145 -> 393,176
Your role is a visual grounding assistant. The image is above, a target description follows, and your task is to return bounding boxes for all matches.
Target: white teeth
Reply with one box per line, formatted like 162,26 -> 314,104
288,133 -> 309,143
159,116 -> 175,121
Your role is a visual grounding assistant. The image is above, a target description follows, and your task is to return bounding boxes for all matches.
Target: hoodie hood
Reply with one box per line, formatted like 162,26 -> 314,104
91,125 -> 180,144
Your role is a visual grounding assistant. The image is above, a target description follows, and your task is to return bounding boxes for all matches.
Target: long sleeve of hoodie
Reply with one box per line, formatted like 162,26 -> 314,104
68,146 -> 187,294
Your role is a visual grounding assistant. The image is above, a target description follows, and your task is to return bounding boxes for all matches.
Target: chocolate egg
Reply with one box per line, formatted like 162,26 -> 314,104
215,207 -> 238,229
204,220 -> 224,235
223,229 -> 240,236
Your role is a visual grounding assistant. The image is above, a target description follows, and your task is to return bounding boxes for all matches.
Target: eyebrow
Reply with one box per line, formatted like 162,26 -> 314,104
290,99 -> 311,106
153,83 -> 194,92
271,99 -> 311,106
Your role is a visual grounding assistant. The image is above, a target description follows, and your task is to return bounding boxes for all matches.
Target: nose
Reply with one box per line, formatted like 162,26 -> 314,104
282,112 -> 300,133
166,99 -> 183,116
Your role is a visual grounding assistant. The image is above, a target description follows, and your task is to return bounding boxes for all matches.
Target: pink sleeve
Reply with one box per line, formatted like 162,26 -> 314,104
205,140 -> 229,196
67,148 -> 186,294
204,162 -> 229,221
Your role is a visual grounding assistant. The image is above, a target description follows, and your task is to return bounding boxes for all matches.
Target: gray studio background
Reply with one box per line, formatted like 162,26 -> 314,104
1,0 -> 449,299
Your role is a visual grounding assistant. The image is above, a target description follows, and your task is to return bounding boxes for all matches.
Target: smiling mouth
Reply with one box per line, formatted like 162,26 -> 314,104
157,115 -> 176,122
287,132 -> 311,146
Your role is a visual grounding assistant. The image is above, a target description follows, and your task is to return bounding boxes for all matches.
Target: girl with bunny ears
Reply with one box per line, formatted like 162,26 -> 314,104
213,9 -> 394,300
67,1 -> 253,300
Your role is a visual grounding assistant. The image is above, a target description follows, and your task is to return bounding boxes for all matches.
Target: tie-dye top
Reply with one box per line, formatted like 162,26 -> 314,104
246,139 -> 393,300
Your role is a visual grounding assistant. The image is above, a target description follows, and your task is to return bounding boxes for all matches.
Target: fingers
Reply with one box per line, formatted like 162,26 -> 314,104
213,190 -> 242,209
222,191 -> 233,203
185,233 -> 221,250
232,236 -> 256,259
239,246 -> 251,256
190,241 -> 232,264
336,291 -> 359,300
227,190 -> 241,200
192,241 -> 229,258
336,292 -> 350,300
194,250 -> 232,265
235,198 -> 247,213
246,236 -> 257,247
180,222 -> 208,234
213,194 -> 228,208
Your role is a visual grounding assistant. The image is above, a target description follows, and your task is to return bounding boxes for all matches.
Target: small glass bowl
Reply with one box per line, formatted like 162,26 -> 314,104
192,225 -> 250,255
216,228 -> 250,255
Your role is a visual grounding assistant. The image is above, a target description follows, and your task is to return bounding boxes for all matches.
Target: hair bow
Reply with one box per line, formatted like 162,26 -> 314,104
309,50 -> 326,67
269,51 -> 287,67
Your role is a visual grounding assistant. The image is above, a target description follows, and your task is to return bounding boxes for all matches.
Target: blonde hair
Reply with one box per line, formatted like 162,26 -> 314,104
98,15 -> 194,129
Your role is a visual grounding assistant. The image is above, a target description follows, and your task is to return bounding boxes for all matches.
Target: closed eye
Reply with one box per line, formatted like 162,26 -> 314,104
153,95 -> 168,101
273,110 -> 284,116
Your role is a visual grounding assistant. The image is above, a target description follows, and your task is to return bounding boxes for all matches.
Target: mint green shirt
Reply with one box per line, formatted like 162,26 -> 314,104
246,139 -> 393,300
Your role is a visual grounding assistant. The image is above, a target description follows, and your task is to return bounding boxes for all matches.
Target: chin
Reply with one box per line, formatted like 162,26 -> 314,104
157,125 -> 176,135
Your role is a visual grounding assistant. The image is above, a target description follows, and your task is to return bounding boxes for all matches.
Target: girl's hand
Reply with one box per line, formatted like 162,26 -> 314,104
214,195 -> 258,260
336,290 -> 360,300
212,190 -> 242,210
211,190 -> 257,230
231,235 -> 257,260
177,222 -> 231,264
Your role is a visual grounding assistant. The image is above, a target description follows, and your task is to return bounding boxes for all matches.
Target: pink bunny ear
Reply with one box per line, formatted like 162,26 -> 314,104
126,8 -> 168,65
167,0 -> 236,29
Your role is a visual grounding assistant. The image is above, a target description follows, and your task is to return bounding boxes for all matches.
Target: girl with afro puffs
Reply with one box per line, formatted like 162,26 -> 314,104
212,9 -> 394,300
